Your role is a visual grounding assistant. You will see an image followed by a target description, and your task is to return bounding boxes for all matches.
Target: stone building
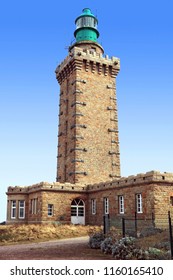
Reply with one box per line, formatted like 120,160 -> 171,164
6,8 -> 173,226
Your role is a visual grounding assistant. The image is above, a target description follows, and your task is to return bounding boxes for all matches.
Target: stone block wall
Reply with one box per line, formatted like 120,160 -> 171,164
41,191 -> 88,224
6,182 -> 88,224
87,171 -> 173,227
87,183 -> 155,226
6,186 -> 29,224
6,171 -> 173,227
153,184 -> 173,227
55,43 -> 120,185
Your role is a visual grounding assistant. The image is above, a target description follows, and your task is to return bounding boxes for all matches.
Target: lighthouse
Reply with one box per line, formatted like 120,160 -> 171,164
55,8 -> 121,185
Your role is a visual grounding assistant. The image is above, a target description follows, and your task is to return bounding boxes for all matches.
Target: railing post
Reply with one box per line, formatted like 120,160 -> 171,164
135,211 -> 137,237
152,212 -> 155,227
122,217 -> 125,238
103,214 -> 110,235
103,215 -> 106,235
168,211 -> 173,259
107,214 -> 110,233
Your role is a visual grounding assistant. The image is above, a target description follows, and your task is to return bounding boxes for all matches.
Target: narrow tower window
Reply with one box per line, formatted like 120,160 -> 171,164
65,142 -> 67,157
66,99 -> 69,115
65,120 -> 68,135
64,164 -> 67,182
67,79 -> 70,94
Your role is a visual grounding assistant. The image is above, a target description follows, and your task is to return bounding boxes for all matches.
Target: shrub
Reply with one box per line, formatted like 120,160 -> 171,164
101,237 -> 114,254
147,247 -> 170,260
111,236 -> 147,260
89,231 -> 105,249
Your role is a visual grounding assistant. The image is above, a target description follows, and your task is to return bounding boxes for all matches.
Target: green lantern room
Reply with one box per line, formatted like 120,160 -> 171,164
74,8 -> 99,42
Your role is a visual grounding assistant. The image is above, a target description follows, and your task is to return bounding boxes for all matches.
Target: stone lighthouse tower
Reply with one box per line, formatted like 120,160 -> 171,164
55,8 -> 120,185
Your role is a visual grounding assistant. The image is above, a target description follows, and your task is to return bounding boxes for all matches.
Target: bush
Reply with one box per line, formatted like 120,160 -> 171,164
112,236 -> 147,260
147,247 -> 170,260
89,228 -> 170,260
101,237 -> 114,254
100,230 -> 120,254
100,235 -> 148,260
89,231 -> 105,249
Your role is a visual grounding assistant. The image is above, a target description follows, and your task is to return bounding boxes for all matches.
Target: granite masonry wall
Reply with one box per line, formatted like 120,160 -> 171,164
6,171 -> 173,226
55,43 -> 120,185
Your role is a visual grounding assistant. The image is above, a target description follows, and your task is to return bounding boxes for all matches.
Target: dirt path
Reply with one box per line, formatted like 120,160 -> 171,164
0,236 -> 112,260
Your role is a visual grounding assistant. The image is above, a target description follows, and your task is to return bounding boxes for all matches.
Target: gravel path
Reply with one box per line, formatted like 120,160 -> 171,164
0,236 -> 112,260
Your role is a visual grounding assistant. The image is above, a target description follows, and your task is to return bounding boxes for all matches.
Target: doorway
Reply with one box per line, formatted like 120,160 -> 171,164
71,198 -> 85,225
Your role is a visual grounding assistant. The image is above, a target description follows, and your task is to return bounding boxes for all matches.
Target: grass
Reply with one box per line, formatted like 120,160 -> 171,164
0,224 -> 101,245
136,229 -> 170,250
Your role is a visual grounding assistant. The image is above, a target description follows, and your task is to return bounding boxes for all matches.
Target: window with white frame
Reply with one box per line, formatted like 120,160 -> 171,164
136,193 -> 143,213
104,197 -> 109,214
48,204 -> 54,217
19,200 -> 25,219
91,199 -> 96,215
118,195 -> 124,214
11,200 -> 16,219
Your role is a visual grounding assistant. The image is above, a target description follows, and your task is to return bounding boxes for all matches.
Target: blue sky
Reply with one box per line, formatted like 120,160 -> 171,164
0,0 -> 173,222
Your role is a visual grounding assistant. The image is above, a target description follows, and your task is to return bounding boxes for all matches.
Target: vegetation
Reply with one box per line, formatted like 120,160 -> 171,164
0,224 -> 100,245
89,227 -> 171,260
0,224 -> 171,259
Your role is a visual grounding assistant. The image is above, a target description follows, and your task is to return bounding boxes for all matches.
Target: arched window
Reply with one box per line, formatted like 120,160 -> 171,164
71,198 -> 85,225
71,198 -> 84,217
